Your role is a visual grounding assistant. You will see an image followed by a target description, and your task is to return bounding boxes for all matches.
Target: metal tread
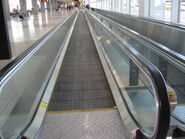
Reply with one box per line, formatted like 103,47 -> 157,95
38,109 -> 129,139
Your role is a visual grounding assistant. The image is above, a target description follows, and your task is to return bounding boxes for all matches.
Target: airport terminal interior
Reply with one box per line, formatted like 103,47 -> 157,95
1,0 -> 185,139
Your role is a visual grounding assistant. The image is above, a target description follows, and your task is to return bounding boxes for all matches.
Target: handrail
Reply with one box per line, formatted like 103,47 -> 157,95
86,10 -> 170,139
0,11 -> 76,85
94,8 -> 185,30
91,10 -> 185,69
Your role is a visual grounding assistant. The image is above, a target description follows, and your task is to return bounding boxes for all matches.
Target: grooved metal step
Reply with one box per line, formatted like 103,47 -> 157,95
38,109 -> 129,139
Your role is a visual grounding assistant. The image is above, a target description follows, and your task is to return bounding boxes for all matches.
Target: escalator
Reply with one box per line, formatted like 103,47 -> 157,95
90,9 -> 185,137
0,10 -> 170,139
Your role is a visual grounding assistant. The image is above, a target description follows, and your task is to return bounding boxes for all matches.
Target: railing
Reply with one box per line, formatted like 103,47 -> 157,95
86,10 -> 170,139
0,11 -> 77,139
91,10 -> 185,125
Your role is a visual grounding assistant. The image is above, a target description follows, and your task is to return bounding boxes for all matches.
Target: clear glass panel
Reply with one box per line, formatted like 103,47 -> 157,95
130,0 -> 139,15
87,12 -> 157,136
0,12 -> 76,138
180,0 -> 185,24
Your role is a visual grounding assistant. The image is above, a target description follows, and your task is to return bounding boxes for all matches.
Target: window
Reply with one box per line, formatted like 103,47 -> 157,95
164,0 -> 172,21
117,0 -> 122,12
180,0 -> 185,24
130,0 -> 139,15
9,0 -> 20,12
122,0 -> 129,13
150,0 -> 165,20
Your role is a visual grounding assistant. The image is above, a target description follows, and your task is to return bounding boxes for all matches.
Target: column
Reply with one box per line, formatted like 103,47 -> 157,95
4,0 -> 10,20
0,0 -> 12,59
52,0 -> 57,11
32,0 -> 38,14
139,0 -> 149,17
40,0 -> 45,13
46,1 -> 51,12
110,0 -> 113,11
171,0 -> 180,23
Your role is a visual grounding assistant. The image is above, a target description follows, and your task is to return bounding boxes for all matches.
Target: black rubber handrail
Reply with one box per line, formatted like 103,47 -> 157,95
94,8 -> 185,30
0,12 -> 75,83
87,10 -> 170,139
92,9 -> 185,68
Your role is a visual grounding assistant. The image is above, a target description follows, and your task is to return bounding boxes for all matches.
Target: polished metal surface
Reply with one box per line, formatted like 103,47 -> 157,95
48,11 -> 115,111
38,109 -> 129,139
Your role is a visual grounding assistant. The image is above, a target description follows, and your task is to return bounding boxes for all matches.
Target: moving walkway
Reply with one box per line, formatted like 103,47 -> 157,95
91,8 -> 185,137
0,10 -> 171,139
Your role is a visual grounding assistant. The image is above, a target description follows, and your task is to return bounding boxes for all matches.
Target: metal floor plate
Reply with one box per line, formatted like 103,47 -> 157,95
173,106 -> 185,124
38,109 -> 129,139
48,11 -> 115,111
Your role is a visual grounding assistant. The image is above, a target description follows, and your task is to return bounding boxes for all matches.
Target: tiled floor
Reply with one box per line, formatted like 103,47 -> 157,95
0,10 -> 73,70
